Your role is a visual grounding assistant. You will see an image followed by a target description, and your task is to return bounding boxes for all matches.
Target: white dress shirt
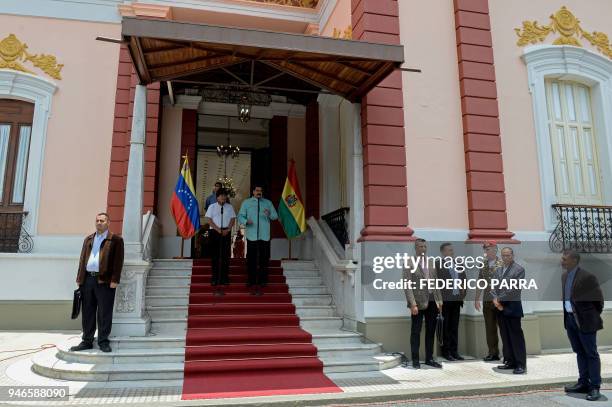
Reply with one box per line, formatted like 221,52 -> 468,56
86,230 -> 108,272
205,202 -> 236,228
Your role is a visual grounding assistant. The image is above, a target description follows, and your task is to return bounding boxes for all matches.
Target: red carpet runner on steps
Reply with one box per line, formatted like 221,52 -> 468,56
181,258 -> 342,400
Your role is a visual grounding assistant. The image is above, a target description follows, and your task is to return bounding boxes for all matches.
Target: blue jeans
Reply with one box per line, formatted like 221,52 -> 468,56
565,313 -> 601,389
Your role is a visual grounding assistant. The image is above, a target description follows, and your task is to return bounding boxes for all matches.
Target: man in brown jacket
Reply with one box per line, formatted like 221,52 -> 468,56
71,212 -> 124,353
403,238 -> 443,369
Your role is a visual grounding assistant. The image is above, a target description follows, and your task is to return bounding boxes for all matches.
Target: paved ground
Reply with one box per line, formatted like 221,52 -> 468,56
0,331 -> 611,406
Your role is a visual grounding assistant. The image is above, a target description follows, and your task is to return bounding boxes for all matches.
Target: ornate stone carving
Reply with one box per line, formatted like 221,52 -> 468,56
246,0 -> 318,8
0,34 -> 63,79
515,6 -> 612,59
115,282 -> 136,313
332,26 -> 353,40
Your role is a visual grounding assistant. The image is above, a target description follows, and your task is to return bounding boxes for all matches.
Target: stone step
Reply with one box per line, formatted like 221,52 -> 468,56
146,295 -> 189,307
150,319 -> 187,334
291,294 -> 333,306
147,306 -> 188,319
288,285 -> 329,295
295,305 -> 337,318
322,355 -> 401,373
310,330 -> 367,346
32,351 -> 184,381
152,259 -> 192,268
56,341 -> 185,364
147,286 -> 190,296
147,276 -> 191,286
284,276 -> 323,286
300,317 -> 343,330
316,343 -> 382,360
282,269 -> 320,278
110,336 -> 185,349
147,305 -> 335,319
281,260 -> 318,271
149,269 -> 192,278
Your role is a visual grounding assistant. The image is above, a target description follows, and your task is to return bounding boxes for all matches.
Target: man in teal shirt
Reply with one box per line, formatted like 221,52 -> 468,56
238,184 -> 278,295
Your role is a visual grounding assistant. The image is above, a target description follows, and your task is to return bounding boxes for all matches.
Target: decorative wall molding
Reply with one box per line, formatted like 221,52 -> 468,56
522,45 -> 612,230
0,70 -> 57,241
245,0 -> 318,8
118,3 -> 172,19
0,34 -> 63,80
516,6 -> 612,60
454,0 -> 516,243
332,25 -> 352,39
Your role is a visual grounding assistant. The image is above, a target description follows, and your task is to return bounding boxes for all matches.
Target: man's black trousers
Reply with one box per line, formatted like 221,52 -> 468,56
498,312 -> 527,368
209,229 -> 231,285
411,299 -> 438,361
247,239 -> 271,286
81,273 -> 116,347
442,301 -> 461,356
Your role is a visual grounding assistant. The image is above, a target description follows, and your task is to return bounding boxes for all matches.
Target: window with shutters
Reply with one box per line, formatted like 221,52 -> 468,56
0,99 -> 34,212
545,80 -> 603,205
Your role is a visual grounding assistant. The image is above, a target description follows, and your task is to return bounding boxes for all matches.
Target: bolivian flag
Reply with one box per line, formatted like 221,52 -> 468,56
279,160 -> 307,238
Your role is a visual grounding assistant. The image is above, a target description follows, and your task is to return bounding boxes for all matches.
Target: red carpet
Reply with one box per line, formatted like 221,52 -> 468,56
181,258 -> 341,400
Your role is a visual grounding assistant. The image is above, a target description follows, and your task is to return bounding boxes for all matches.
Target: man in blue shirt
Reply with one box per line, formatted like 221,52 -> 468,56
561,249 -> 604,402
237,184 -> 278,295
204,182 -> 223,212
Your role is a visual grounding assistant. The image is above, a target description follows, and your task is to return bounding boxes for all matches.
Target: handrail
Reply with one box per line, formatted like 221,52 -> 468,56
141,211 -> 159,261
308,217 -> 356,286
549,204 -> 612,253
0,211 -> 33,253
321,207 -> 350,247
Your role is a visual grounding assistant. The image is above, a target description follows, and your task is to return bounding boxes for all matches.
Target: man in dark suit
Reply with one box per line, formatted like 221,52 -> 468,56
71,213 -> 124,353
491,247 -> 527,374
561,249 -> 604,402
436,242 -> 467,361
403,238 -> 443,369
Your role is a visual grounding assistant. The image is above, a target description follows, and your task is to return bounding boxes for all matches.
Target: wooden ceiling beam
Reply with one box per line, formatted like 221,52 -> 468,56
151,58 -> 248,83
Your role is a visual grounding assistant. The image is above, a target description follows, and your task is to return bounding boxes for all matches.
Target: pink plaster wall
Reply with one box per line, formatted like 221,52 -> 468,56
320,0 -> 351,37
398,0 -> 469,230
0,15 -> 121,235
488,0 -> 612,231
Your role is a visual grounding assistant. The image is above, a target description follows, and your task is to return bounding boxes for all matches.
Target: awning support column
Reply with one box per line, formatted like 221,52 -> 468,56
113,83 -> 151,337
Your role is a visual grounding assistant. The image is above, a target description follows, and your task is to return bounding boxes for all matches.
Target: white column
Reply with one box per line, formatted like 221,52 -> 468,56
122,84 -> 147,258
113,84 -> 151,337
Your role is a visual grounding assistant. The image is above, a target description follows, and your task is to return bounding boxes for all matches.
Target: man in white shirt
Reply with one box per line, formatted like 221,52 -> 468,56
204,188 -> 236,294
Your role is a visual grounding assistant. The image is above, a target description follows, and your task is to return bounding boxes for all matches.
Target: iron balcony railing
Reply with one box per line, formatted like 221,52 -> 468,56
0,211 -> 33,253
322,207 -> 350,247
549,204 -> 612,253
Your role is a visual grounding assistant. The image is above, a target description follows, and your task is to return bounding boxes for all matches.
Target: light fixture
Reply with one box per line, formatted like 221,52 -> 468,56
237,94 -> 251,123
216,116 -> 240,159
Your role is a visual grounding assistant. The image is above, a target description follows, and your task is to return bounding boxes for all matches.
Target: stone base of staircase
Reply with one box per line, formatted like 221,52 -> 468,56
31,259 -> 400,382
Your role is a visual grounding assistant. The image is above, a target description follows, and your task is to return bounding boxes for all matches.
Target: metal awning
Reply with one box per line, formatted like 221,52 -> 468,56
122,17 -> 405,102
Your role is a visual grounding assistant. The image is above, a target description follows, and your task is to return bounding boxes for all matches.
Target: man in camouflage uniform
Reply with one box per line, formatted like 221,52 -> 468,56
474,240 -> 503,361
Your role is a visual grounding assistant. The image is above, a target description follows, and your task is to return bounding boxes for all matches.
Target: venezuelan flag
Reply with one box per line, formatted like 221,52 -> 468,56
171,156 -> 200,238
279,160 -> 307,238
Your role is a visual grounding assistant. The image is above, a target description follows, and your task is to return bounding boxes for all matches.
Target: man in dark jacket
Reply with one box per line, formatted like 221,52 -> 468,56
71,213 -> 124,353
561,249 -> 604,402
491,247 -> 527,375
436,243 -> 467,361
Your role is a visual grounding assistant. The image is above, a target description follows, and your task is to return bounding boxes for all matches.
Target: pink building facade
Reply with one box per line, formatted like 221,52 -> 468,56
0,0 -> 611,362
